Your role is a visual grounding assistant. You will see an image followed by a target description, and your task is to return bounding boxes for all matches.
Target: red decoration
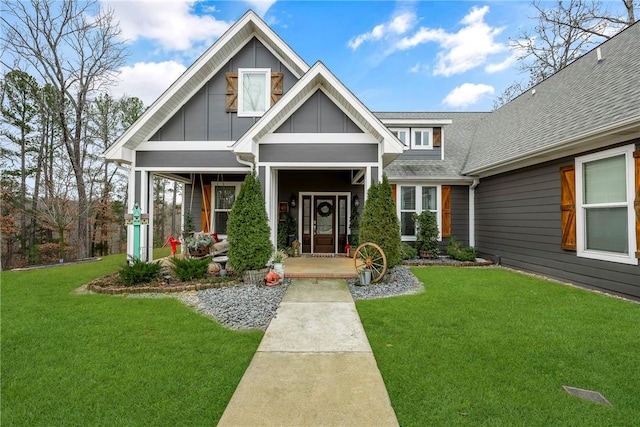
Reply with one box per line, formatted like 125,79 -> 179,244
265,270 -> 281,286
162,236 -> 182,256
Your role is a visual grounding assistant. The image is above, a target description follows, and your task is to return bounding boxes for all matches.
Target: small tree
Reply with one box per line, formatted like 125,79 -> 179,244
414,210 -> 440,258
226,170 -> 272,273
359,175 -> 402,268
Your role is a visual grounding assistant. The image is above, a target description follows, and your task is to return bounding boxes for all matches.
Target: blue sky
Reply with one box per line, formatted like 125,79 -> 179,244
103,1 -> 555,111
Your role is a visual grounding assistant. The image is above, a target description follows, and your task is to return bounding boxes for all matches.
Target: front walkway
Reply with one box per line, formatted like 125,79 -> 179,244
217,279 -> 399,427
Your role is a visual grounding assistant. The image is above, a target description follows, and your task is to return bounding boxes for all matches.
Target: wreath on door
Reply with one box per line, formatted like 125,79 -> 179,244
316,201 -> 333,217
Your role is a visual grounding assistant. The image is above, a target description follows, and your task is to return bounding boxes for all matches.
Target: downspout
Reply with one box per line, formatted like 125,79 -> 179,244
469,177 -> 479,247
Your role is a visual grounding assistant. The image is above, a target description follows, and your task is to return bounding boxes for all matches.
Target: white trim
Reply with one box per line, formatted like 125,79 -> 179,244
469,185 -> 475,247
209,181 -> 242,237
396,183 -> 442,241
238,68 -> 271,117
258,162 -> 378,169
137,141 -> 235,151
575,144 -> 638,265
133,167 -> 250,173
380,118 -> 453,126
259,133 -> 379,144
411,128 -> 433,150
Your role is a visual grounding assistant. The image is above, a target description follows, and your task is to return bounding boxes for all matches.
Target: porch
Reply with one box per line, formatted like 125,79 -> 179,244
284,255 -> 357,279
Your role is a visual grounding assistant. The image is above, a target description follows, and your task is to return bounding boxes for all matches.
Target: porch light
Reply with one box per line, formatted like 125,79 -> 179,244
353,195 -> 360,207
290,194 -> 297,208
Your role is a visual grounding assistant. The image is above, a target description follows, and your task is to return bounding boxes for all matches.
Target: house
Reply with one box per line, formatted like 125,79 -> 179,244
104,11 -> 640,300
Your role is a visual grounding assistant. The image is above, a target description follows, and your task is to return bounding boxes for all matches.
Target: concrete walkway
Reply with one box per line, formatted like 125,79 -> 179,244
217,279 -> 399,427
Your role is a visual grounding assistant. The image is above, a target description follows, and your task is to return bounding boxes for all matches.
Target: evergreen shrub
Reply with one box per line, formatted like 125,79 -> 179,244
226,170 -> 272,273
119,257 -> 162,286
414,210 -> 440,258
169,256 -> 210,281
359,175 -> 402,268
446,236 -> 477,261
401,242 -> 418,260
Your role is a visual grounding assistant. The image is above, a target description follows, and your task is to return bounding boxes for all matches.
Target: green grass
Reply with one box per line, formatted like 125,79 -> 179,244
1,249 -> 262,426
357,267 -> 640,426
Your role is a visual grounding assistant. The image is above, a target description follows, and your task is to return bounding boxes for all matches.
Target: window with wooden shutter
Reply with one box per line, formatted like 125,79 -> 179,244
433,127 -> 442,147
560,165 -> 577,251
634,150 -> 640,258
225,72 -> 238,112
441,185 -> 451,238
270,72 -> 283,106
226,70 -> 284,113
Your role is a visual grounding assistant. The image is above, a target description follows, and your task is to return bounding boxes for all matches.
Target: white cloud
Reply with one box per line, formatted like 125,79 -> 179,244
102,0 -> 231,51
409,62 -> 429,73
442,83 -> 494,108
396,6 -> 509,76
348,11 -> 417,50
111,61 -> 187,106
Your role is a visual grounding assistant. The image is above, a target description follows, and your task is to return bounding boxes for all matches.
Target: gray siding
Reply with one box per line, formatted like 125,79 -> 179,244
150,38 -> 298,142
275,91 -> 362,133
136,151 -> 243,168
259,144 -> 378,163
450,185 -> 469,246
396,148 -> 442,161
475,156 -> 640,299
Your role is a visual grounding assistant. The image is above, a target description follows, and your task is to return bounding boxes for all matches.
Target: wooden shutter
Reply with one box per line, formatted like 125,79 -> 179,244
634,150 -> 640,258
390,184 -> 397,206
433,127 -> 442,147
441,185 -> 451,238
201,184 -> 211,233
225,73 -> 238,112
560,165 -> 577,251
270,72 -> 283,106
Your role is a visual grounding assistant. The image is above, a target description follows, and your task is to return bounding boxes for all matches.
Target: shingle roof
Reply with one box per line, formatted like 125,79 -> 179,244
462,21 -> 640,175
377,112 -> 488,180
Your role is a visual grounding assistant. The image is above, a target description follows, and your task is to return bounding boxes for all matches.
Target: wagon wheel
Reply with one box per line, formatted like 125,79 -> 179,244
353,242 -> 387,283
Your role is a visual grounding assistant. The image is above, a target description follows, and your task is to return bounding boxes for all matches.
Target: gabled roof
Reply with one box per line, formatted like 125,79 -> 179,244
378,112 -> 488,181
463,21 -> 640,176
234,61 -> 406,166
104,10 -> 309,163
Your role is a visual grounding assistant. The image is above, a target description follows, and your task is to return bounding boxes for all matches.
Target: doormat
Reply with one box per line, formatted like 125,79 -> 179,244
306,253 -> 348,258
562,385 -> 612,406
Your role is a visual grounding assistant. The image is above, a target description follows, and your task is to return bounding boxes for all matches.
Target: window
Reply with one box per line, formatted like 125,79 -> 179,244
390,128 -> 409,148
412,128 -> 433,149
575,145 -> 637,265
212,183 -> 240,235
238,68 -> 270,117
399,185 -> 439,239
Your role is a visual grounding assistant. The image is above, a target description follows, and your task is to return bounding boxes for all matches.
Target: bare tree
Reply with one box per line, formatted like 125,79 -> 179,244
494,0 -> 638,108
1,0 -> 128,258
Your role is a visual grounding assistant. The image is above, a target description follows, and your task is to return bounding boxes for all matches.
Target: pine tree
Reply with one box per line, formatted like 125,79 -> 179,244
359,175 -> 402,268
227,171 -> 272,273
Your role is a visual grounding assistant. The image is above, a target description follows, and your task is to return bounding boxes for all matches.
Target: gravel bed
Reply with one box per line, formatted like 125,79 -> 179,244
164,267 -> 421,330
174,282 -> 289,331
348,265 -> 423,300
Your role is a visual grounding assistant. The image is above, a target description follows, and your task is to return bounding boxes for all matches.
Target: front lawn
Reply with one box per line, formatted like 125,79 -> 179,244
1,252 -> 262,426
357,267 -> 640,426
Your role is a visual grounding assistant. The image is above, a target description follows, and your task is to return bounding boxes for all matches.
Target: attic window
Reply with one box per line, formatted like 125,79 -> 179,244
238,68 -> 270,117
412,128 -> 433,149
390,128 -> 409,149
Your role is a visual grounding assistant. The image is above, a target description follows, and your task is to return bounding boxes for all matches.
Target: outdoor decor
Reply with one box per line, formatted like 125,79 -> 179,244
353,242 -> 387,283
123,202 -> 149,260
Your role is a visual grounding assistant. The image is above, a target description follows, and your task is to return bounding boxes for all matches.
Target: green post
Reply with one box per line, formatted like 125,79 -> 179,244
132,202 -> 142,260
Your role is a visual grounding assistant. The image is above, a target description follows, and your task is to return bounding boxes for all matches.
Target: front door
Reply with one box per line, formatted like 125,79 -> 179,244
301,194 -> 349,254
314,197 -> 335,253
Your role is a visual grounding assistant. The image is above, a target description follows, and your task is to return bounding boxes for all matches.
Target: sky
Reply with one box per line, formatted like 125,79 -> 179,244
100,0 -> 578,112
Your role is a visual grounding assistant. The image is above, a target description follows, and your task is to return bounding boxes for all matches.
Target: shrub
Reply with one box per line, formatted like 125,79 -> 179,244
119,257 -> 162,286
359,175 -> 402,268
414,210 -> 440,258
169,256 -> 210,281
401,242 -> 418,260
446,236 -> 477,261
227,170 -> 272,273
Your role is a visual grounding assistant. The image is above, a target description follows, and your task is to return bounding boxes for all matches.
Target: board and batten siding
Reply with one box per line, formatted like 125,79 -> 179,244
150,38 -> 297,142
274,91 -> 362,134
449,185 -> 469,246
475,158 -> 640,299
